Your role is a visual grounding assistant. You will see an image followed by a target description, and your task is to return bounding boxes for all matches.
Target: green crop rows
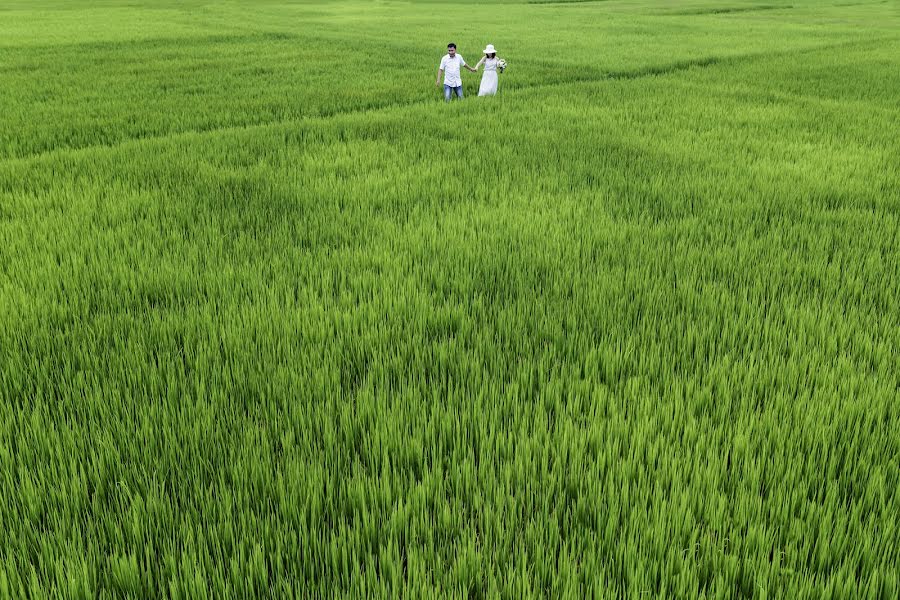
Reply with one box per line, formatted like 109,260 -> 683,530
1,0 -> 898,597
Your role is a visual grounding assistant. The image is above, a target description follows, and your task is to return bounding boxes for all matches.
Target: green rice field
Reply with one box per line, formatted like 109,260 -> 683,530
1,0 -> 899,597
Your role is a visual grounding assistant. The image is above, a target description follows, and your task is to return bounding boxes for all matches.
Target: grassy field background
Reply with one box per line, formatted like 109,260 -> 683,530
1,0 -> 899,597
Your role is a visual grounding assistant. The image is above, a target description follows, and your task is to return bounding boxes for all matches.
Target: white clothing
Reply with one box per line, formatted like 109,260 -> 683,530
478,58 -> 500,96
440,54 -> 466,87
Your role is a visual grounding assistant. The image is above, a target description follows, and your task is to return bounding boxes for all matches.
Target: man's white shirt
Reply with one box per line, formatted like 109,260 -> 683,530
440,54 -> 466,87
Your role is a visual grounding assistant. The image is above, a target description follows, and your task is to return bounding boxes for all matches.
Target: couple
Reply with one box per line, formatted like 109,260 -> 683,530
435,42 -> 504,101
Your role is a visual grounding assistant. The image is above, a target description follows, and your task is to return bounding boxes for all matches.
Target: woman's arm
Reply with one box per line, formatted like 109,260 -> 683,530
475,56 -> 485,69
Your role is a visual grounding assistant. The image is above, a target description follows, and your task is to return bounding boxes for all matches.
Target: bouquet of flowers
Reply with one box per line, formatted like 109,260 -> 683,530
498,59 -> 507,73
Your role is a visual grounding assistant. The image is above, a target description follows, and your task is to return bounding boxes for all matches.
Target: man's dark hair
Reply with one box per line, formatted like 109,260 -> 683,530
447,43 -> 456,49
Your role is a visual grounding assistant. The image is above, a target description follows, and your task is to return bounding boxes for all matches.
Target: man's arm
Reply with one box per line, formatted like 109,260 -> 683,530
436,56 -> 446,86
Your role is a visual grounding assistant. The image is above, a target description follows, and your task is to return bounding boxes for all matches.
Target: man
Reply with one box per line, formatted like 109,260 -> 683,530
435,43 -> 478,102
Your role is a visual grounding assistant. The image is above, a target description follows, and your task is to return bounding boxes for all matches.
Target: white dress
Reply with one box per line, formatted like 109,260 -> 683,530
478,58 -> 499,96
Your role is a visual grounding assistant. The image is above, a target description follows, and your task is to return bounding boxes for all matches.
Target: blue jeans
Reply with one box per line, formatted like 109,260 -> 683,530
444,84 -> 463,101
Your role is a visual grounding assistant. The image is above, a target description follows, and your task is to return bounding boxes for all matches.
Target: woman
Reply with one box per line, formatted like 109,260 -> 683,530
476,44 -> 503,97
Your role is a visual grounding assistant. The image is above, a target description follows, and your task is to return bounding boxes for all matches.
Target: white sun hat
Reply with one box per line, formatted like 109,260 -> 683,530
483,44 -> 497,54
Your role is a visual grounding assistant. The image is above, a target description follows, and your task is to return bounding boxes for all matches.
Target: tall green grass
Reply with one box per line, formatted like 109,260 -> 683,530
1,0 -> 898,597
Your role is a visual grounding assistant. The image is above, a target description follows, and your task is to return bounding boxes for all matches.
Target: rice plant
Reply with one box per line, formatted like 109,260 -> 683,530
1,0 -> 898,597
